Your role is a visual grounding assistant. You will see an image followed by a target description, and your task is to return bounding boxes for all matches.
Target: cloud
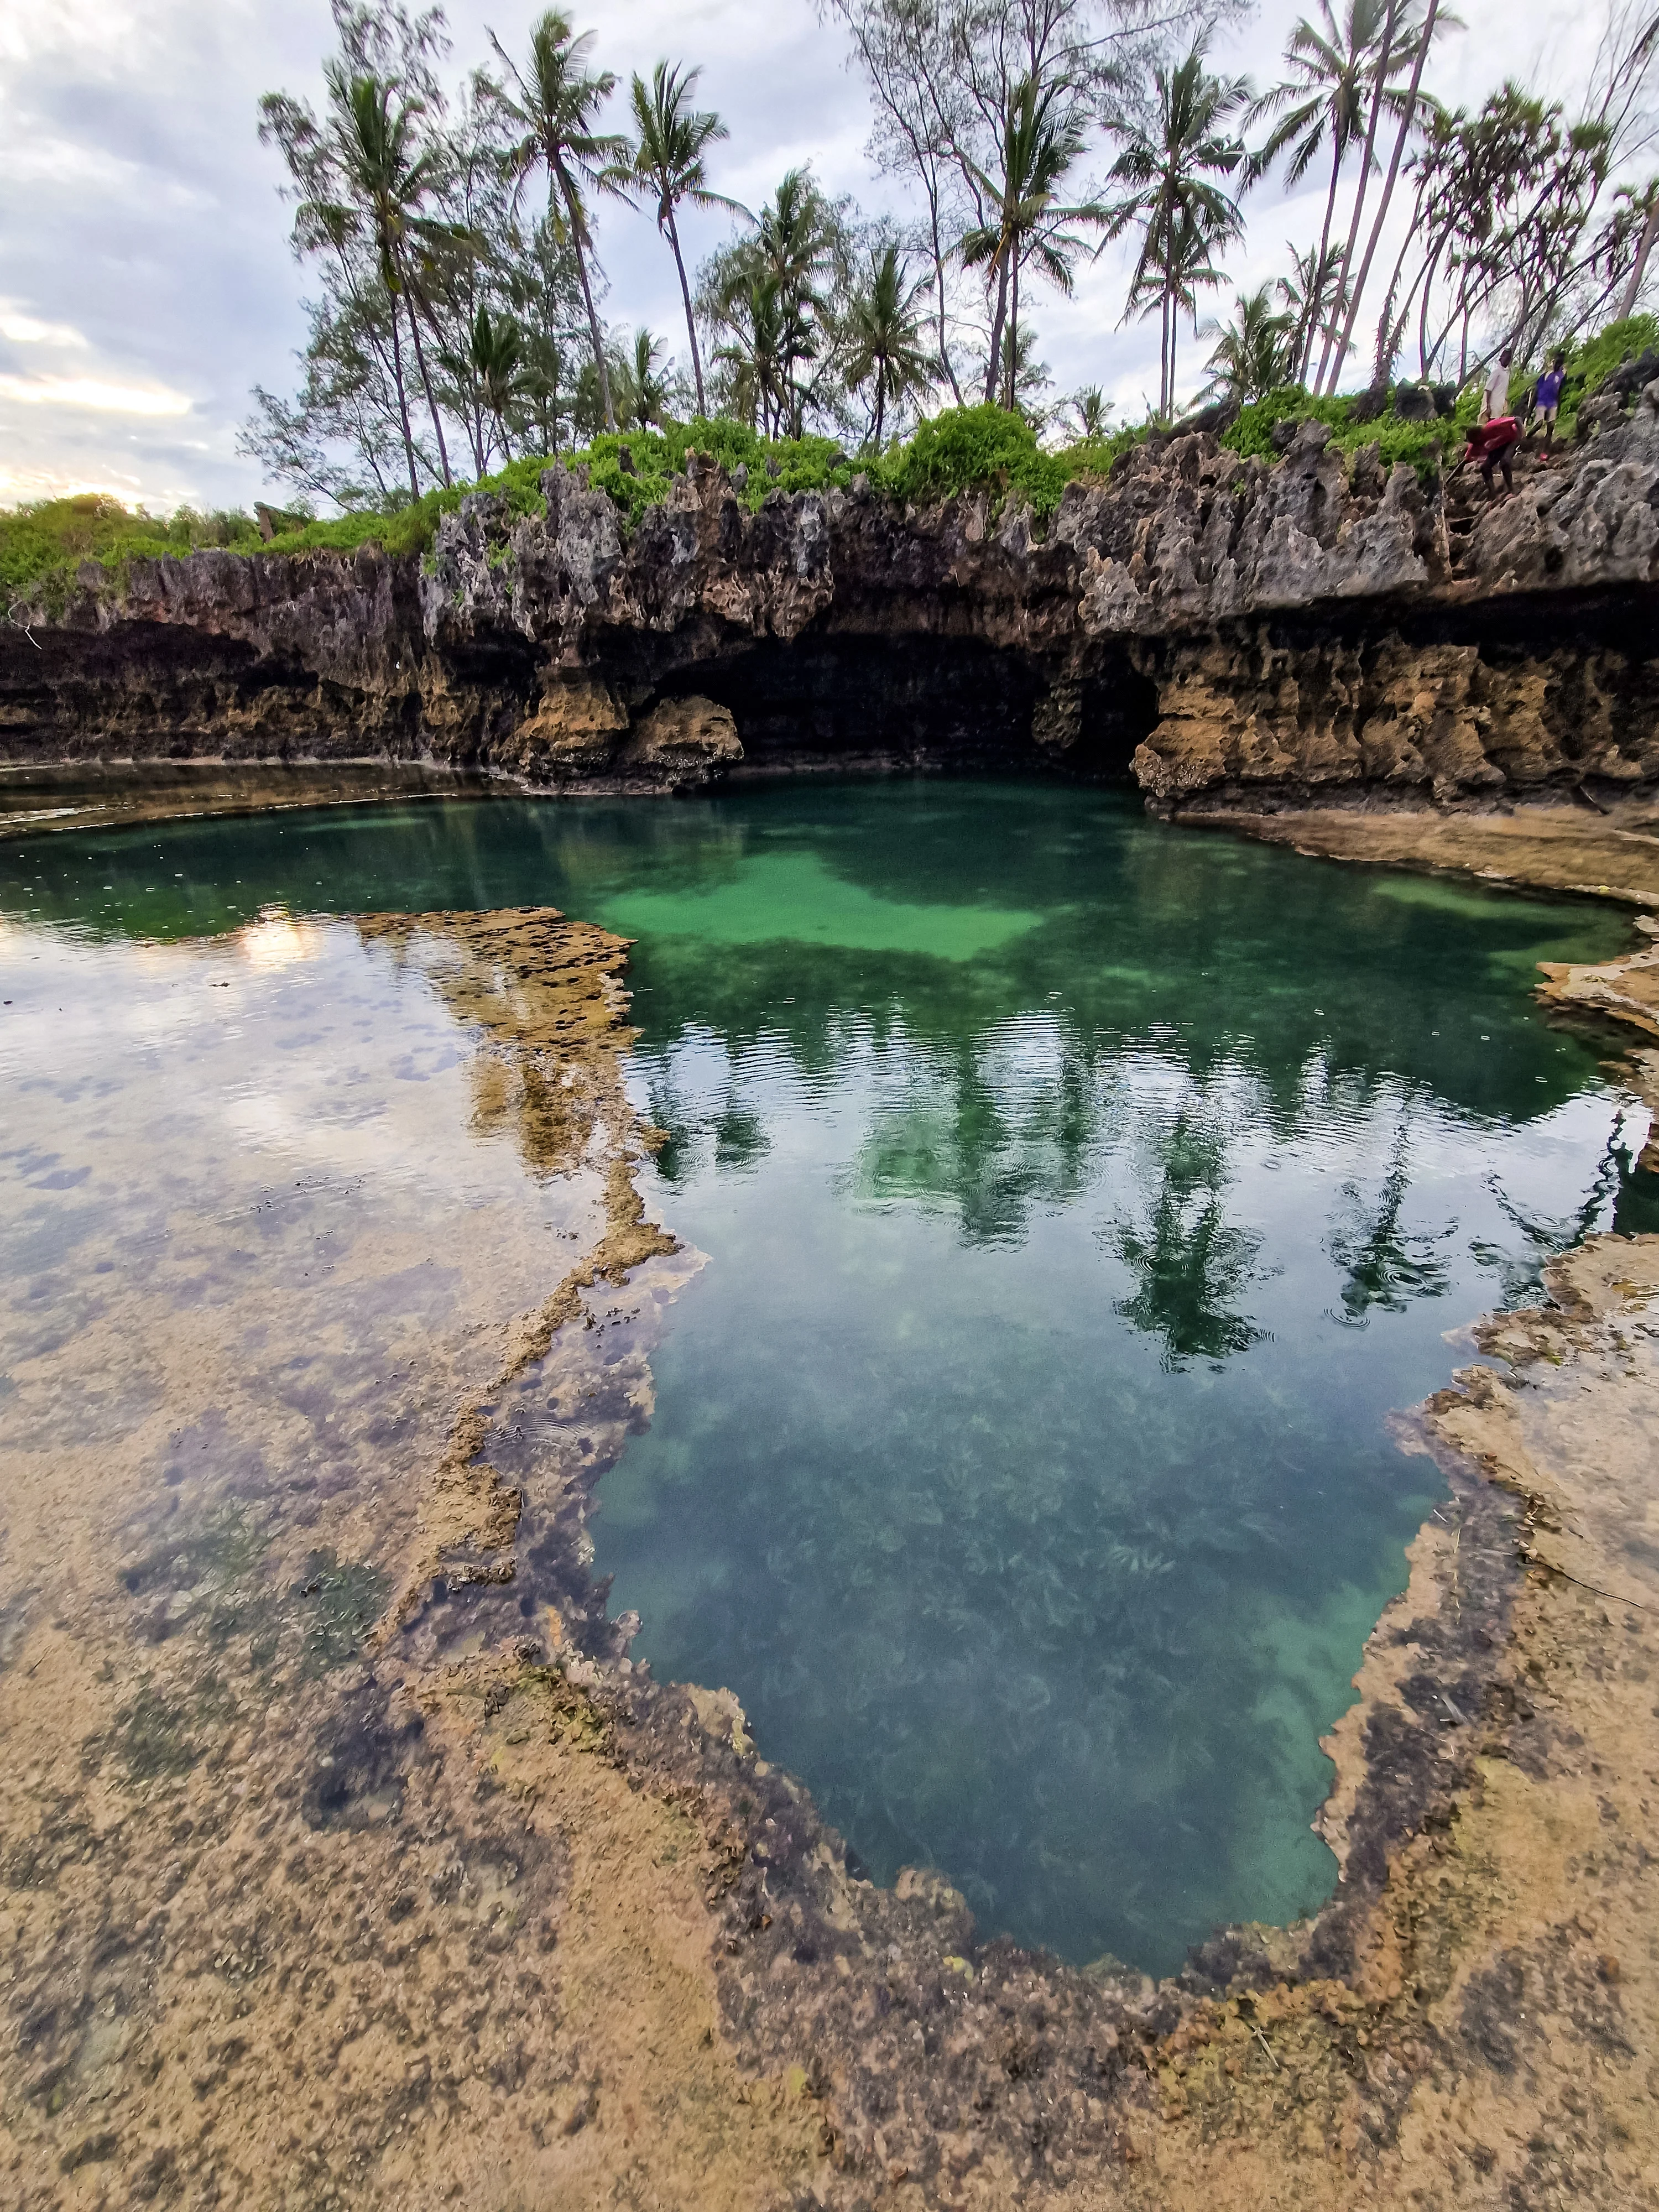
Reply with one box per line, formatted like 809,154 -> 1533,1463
0,306 -> 90,348
0,374 -> 192,415
0,0 -> 1625,512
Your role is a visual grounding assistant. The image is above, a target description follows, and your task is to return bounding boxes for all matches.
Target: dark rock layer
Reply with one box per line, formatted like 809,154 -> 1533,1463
6,388 -> 1658,810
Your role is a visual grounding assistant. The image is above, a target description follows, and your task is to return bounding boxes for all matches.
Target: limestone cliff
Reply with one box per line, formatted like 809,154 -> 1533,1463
6,381 -> 1658,809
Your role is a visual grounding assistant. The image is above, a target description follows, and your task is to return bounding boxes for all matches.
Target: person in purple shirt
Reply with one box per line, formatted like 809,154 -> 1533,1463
1533,350 -> 1568,458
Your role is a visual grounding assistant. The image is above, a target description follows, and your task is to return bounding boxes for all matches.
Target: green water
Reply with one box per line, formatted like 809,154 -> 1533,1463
3,781 -> 1648,1975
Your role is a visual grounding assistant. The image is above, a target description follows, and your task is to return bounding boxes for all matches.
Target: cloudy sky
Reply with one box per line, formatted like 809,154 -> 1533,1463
0,0 -> 1629,513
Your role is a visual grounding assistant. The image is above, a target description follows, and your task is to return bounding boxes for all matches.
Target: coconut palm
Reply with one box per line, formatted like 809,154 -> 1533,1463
301,69 -> 462,495
442,302 -> 534,472
1316,0 -> 1443,390
622,328 -> 674,427
1199,285 -> 1296,401
1328,0 -> 1449,390
1250,0 -> 1392,385
961,75 -> 1108,410
616,62 -> 744,416
1277,237 -> 1349,379
1105,44 -> 1251,419
714,273 -> 792,436
1066,385 -> 1115,439
489,11 -> 627,433
717,169 -> 839,436
842,243 -> 936,446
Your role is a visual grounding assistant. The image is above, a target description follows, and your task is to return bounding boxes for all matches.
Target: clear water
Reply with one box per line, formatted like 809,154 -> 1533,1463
3,781 -> 1648,1976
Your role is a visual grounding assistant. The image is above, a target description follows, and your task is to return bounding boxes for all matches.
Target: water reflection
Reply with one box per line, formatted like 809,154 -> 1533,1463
2,781 -> 1652,1976
1109,1108 -> 1269,1368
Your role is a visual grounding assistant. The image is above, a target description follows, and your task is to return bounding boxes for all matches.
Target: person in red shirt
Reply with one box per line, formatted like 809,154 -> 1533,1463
1455,414 -> 1522,499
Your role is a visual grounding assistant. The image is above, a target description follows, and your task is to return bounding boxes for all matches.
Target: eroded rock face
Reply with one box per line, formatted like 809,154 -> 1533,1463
5,386 -> 1657,807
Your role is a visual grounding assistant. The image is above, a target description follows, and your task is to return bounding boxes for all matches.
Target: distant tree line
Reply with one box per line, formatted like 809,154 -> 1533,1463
242,0 -> 1659,509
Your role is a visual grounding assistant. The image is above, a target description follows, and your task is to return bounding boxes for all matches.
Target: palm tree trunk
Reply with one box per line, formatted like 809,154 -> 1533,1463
1160,286 -> 1171,420
984,253 -> 1010,406
1006,251 -> 1020,411
1170,300 -> 1180,419
385,294 -> 421,499
1620,197 -> 1659,320
1303,147 -> 1344,386
874,372 -> 886,449
1416,238 -> 1443,375
664,202 -> 707,416
1333,0 -> 1437,395
1318,0 -> 1400,394
401,279 -> 452,488
561,174 -> 615,434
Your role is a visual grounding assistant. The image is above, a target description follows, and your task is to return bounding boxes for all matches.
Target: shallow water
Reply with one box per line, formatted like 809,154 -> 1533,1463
1,781 -> 1648,1975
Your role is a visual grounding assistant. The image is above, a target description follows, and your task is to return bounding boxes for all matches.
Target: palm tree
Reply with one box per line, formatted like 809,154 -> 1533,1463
1328,0 -> 1446,390
302,69 -> 461,495
718,169 -> 838,437
442,304 -> 534,473
1319,0 -> 1442,391
1199,285 -> 1296,401
620,328 -> 673,427
1249,0 -> 1389,386
1105,44 -> 1251,419
489,11 -> 626,433
1066,385 -> 1115,439
842,243 -> 936,447
1156,207 -> 1237,412
714,273 -> 791,436
961,75 -> 1108,410
1277,237 -> 1349,378
616,62 -> 743,417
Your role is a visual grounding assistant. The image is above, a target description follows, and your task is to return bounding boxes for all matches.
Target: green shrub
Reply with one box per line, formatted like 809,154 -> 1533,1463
876,404 -> 1071,513
0,493 -> 265,599
1562,312 -> 1658,403
1220,380 -> 1469,478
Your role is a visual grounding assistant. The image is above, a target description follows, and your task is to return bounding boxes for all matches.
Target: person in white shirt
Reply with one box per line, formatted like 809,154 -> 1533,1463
1483,349 -> 1514,422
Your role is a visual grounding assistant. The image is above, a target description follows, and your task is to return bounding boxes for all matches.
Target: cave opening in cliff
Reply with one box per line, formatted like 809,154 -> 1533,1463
650,635 -> 1160,784
1073,662 -> 1160,781
653,633 -> 1046,773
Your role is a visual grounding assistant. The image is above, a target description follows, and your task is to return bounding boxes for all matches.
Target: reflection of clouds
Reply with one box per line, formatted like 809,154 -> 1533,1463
237,910 -> 321,969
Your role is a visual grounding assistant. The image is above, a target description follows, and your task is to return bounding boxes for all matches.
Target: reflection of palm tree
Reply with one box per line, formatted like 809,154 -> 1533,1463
1472,1118 -> 1630,1305
1109,1113 -> 1266,1368
1326,1120 -> 1453,1323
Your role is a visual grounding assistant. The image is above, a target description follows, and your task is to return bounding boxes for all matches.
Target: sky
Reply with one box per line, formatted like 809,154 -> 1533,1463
0,0 -> 1635,513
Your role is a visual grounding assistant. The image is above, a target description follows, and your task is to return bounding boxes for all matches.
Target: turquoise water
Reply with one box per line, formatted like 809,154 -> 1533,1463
2,782 -> 1647,1974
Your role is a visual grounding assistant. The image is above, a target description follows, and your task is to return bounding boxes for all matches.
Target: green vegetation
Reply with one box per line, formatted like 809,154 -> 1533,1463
0,496 -> 265,599
1220,383 -> 1473,471
3,406 -> 1151,597
1221,310 -> 1659,472
7,302 -> 1656,602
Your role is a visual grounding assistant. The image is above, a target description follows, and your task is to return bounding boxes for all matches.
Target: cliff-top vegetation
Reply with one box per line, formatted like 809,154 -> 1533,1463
5,310 -> 1654,606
